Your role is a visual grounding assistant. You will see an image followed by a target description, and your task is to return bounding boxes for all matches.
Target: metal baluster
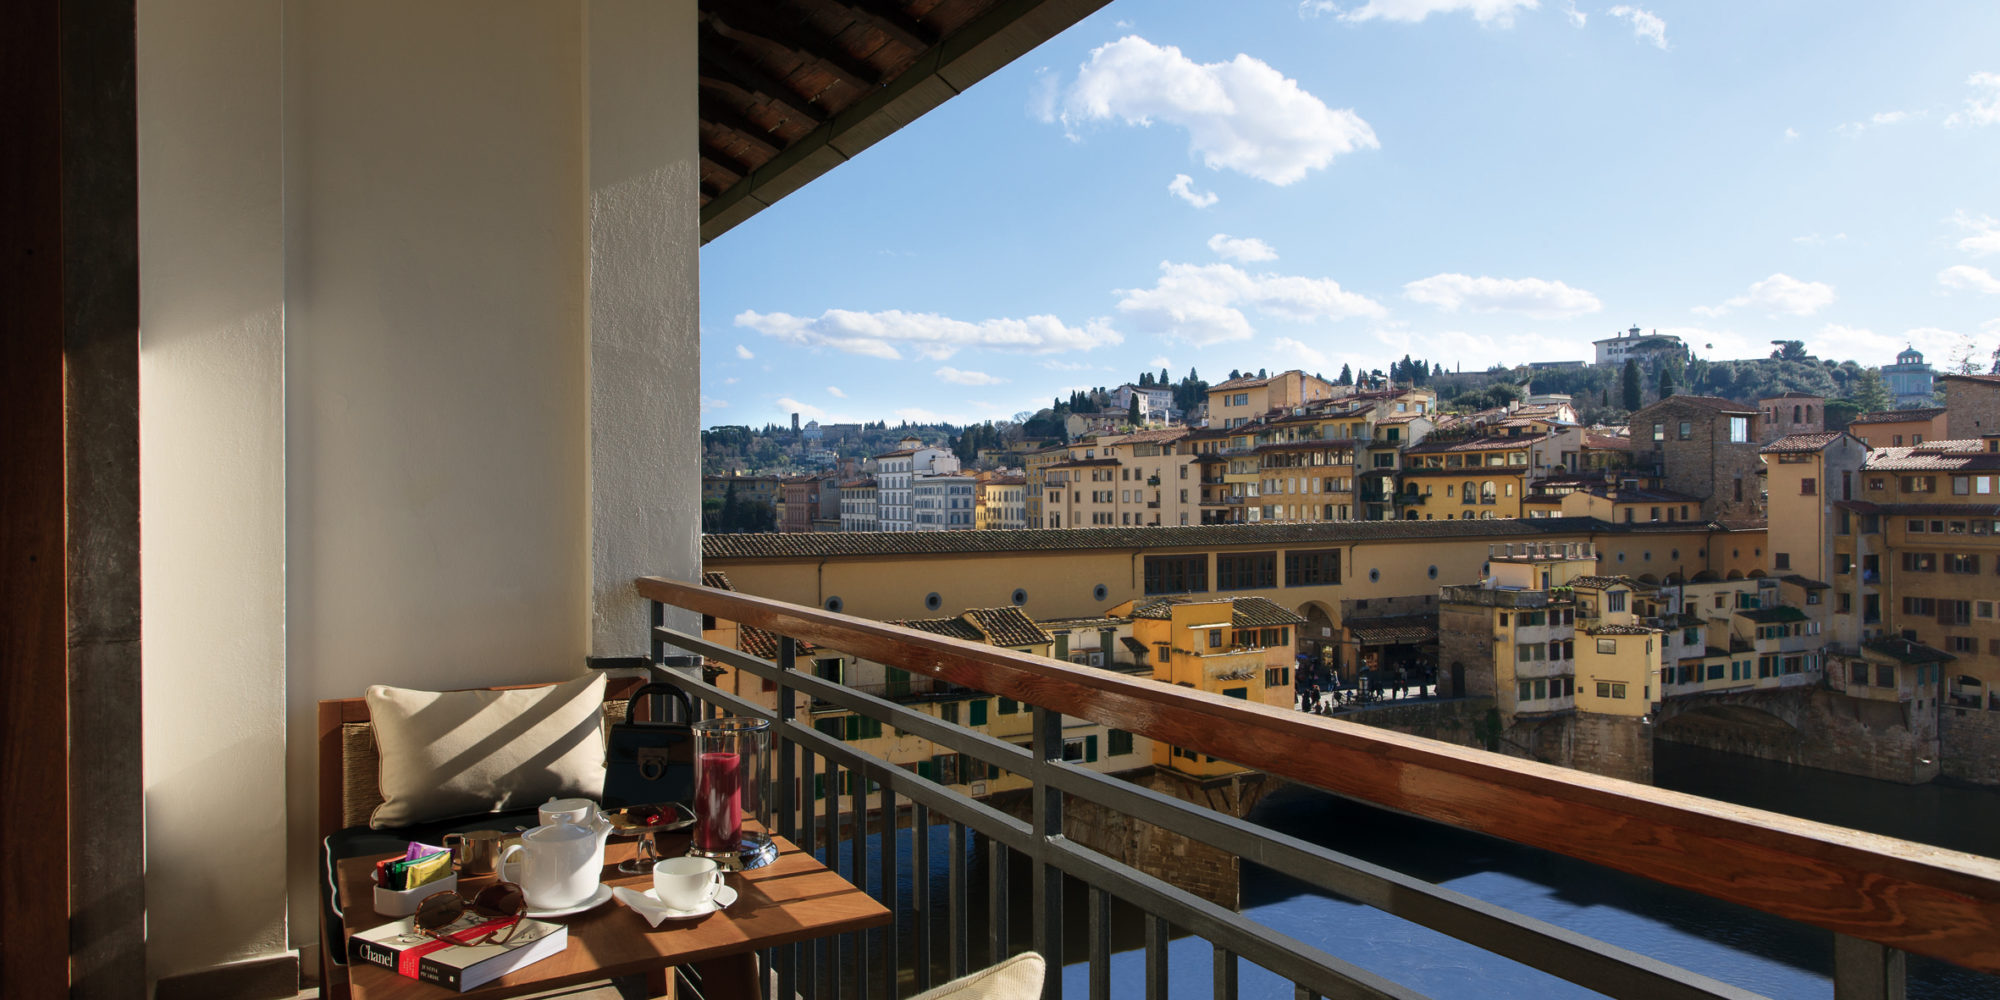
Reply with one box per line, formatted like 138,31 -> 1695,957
1087,886 -> 1111,1000
1212,947 -> 1237,1000
989,837 -> 1010,966
799,749 -> 818,999
853,767 -> 870,1000
1833,934 -> 1906,1000
826,756 -> 842,1000
1031,708 -> 1064,999
880,780 -> 899,998
1294,989 -> 1319,1000
1144,914 -> 1169,1000
913,803 -> 932,994
775,639 -> 797,1000
948,822 -> 968,979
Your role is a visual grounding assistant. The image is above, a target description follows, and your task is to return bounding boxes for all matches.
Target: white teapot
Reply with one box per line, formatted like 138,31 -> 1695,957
498,822 -> 605,909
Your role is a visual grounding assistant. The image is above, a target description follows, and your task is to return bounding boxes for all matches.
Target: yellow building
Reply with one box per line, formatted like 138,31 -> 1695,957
1206,369 -> 1339,428
1400,434 -> 1546,519
1022,445 -> 1067,529
1759,431 -> 1869,581
1111,596 -> 1303,777
1570,576 -> 1662,717
1559,484 -> 1705,526
1437,541 -> 1598,715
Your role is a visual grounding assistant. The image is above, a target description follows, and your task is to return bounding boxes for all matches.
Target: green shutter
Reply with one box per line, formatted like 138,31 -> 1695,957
970,700 -> 988,726
1224,687 -> 1248,699
1086,735 -> 1099,763
999,697 -> 1018,715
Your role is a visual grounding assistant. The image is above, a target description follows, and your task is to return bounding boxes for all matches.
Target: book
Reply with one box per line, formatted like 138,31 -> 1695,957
351,913 -> 568,992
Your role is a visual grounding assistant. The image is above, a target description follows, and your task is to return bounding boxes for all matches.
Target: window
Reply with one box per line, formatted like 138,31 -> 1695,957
1607,591 -> 1627,613
1597,638 -> 1617,654
1108,729 -> 1134,756
1515,643 -> 1543,662
1144,554 -> 1208,595
999,697 -> 1019,715
1678,421 -> 1693,440
1800,478 -> 1816,496
1901,552 -> 1937,573
1217,551 -> 1278,590
1652,422 -> 1665,442
1774,553 -> 1791,570
1284,549 -> 1341,586
1207,629 -> 1223,649
1947,554 -> 1981,574
969,700 -> 988,727
1729,416 -> 1749,443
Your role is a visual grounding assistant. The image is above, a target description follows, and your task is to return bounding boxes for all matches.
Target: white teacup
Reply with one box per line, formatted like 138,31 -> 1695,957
653,856 -> 725,912
539,797 -> 602,829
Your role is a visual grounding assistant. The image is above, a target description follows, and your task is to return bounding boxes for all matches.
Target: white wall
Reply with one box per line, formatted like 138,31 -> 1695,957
139,0 -> 289,982
139,0 -> 700,989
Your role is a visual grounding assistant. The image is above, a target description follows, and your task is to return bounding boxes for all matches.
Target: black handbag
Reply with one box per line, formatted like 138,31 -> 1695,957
602,683 -> 696,809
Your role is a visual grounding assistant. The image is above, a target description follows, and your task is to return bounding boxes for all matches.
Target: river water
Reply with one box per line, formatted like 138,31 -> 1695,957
816,741 -> 2000,998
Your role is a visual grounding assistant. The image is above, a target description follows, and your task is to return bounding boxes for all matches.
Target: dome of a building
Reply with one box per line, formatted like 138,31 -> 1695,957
1896,346 -> 1924,365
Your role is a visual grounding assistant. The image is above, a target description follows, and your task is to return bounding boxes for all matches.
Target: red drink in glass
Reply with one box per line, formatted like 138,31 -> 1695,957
695,751 -> 742,853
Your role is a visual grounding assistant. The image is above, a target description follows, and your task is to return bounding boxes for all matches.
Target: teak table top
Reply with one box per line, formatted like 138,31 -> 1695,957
338,833 -> 889,1000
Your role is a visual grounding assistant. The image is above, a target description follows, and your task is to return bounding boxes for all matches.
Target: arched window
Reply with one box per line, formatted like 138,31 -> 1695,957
1461,481 -> 1475,503
1806,405 -> 1815,422
1481,481 -> 1498,502
1793,405 -> 1802,422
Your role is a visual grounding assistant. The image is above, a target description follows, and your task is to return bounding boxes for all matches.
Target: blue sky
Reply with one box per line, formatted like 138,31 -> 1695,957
699,0 -> 2000,428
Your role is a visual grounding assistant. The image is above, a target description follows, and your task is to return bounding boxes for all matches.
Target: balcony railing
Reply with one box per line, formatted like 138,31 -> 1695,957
636,577 -> 2000,1000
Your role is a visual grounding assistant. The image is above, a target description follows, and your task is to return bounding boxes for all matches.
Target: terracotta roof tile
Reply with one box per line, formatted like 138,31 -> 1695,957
1346,614 -> 1437,644
1760,432 -> 1852,454
964,607 -> 1053,648
702,571 -> 735,591
890,616 -> 984,642
1862,636 -> 1955,663
1848,408 -> 1944,425
1588,623 -> 1658,635
738,625 -> 814,659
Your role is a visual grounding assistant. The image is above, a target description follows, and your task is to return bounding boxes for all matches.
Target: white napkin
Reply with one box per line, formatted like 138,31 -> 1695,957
612,886 -> 679,928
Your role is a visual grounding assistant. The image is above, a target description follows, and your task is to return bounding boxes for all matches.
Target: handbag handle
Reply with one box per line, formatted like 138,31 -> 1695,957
623,683 -> 696,726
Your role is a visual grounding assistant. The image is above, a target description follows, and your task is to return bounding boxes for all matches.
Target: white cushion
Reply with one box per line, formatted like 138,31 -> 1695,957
365,674 -> 607,829
908,952 -> 1045,1000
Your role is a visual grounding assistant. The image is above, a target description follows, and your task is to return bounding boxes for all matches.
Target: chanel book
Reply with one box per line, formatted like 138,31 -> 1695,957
351,914 -> 567,992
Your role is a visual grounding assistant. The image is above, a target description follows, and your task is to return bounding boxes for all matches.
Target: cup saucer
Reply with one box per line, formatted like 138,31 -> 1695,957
640,883 -> 738,919
525,882 -> 614,919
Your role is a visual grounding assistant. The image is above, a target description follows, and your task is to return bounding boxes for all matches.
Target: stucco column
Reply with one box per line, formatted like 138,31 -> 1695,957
587,0 -> 702,659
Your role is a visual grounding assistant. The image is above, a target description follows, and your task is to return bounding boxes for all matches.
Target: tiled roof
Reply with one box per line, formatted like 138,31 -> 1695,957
1588,623 -> 1657,636
1778,575 -> 1832,590
1047,458 -> 1121,469
873,448 -> 919,458
1039,615 -> 1130,630
1374,413 -> 1425,425
1582,433 -> 1629,449
1938,373 -> 2000,385
1119,635 -> 1150,656
1574,485 -> 1702,503
1128,596 -> 1307,628
1102,427 -> 1190,445
1863,442 -> 2000,471
1838,501 -> 2000,517
1760,432 -> 1851,454
738,625 -> 815,659
1346,614 -> 1437,645
1404,432 -> 1553,455
964,607 -> 1053,648
704,517 -> 1632,560
1569,575 -> 1636,590
701,571 -> 734,591
839,478 -> 877,488
1862,636 -> 1955,664
1761,391 -> 1823,400
1847,408 -> 1944,425
890,616 -> 985,642
1737,606 -> 1807,624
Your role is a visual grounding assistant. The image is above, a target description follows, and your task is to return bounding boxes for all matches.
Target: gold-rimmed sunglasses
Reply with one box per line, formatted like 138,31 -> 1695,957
411,881 -> 528,946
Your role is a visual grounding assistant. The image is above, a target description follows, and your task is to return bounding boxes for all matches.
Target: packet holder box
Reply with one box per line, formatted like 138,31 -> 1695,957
375,872 -> 456,917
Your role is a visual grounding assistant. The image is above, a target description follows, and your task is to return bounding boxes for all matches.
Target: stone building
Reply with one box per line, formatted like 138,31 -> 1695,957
1847,408 -> 1946,449
1630,395 -> 1763,519
1883,346 -> 1936,407
1940,373 -> 2000,440
1757,391 -> 1825,444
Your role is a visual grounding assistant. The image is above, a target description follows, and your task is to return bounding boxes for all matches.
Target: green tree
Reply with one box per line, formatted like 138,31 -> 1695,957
1622,358 -> 1643,410
1769,340 -> 1809,362
1338,363 -> 1353,386
1127,394 -> 1142,425
1850,368 -> 1892,414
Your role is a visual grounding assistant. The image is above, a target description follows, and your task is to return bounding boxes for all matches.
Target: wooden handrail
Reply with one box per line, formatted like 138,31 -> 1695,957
639,576 -> 2000,973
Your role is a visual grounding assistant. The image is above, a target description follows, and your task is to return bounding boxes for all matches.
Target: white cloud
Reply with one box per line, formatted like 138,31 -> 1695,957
1028,68 -> 1060,123
1401,273 -> 1602,320
1167,174 -> 1219,208
723,376 -> 739,385
826,386 -> 847,398
1784,127 -> 1800,141
1149,355 -> 1173,369
1940,264 -> 2000,295
737,308 -> 1120,361
1117,261 -> 1386,346
1335,0 -> 1539,26
1270,337 -> 1329,368
934,367 -> 1007,386
700,396 -> 728,414
1945,71 -> 2000,128
1059,36 -> 1378,185
1561,0 -> 1585,28
1607,6 -> 1667,49
1207,233 -> 1278,262
1952,212 -> 2000,256
1039,359 -> 1111,372
735,344 -> 755,360
1693,273 -> 1836,317
1837,110 -> 1916,136
776,396 -> 829,420
1792,232 -> 1847,246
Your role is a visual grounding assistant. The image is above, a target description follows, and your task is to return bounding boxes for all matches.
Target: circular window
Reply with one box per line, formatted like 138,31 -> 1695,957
1011,588 -> 1028,607
1427,565 -> 1438,579
1092,583 -> 1109,602
1642,551 -> 1651,561
924,592 -> 942,612
824,596 -> 843,613
1616,552 -> 1626,563
1368,568 -> 1380,583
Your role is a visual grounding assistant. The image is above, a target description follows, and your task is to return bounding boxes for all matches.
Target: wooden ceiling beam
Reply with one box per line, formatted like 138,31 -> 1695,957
697,35 -> 831,126
828,0 -> 936,51
702,9 -> 881,93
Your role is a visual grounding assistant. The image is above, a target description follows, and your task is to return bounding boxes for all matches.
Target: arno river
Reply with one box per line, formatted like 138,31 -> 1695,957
813,740 -> 2000,998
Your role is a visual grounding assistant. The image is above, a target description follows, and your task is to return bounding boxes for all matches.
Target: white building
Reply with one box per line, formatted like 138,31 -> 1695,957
873,437 -> 960,532
912,472 -> 977,530
1108,383 -> 1175,423
838,478 -> 879,533
1593,325 -> 1687,367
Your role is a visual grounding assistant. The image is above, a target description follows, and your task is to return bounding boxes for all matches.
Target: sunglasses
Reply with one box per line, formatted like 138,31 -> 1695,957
412,881 -> 528,947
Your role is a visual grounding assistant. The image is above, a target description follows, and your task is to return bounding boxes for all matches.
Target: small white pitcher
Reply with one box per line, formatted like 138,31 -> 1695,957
498,822 -> 602,910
